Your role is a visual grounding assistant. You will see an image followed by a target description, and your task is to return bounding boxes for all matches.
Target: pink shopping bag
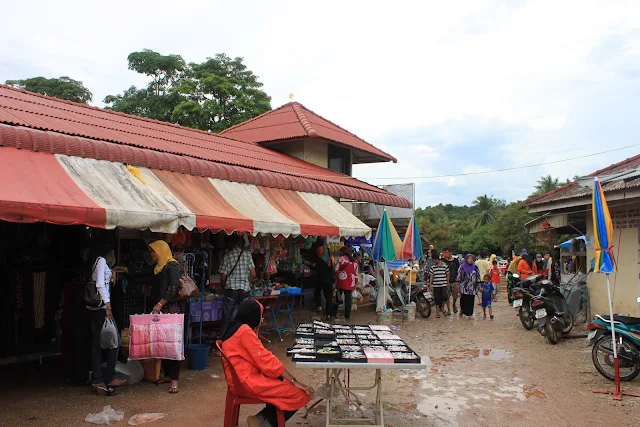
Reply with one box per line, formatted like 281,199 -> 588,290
128,314 -> 185,361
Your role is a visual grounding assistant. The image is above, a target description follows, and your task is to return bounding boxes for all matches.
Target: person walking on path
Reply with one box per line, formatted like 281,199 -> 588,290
219,235 -> 256,340
474,254 -> 490,305
457,254 -> 481,320
481,274 -> 495,320
488,259 -> 501,301
442,248 -> 460,313
429,252 -> 451,317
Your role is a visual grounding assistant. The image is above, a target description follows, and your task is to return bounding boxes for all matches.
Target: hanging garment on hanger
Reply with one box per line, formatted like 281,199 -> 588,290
32,272 -> 46,329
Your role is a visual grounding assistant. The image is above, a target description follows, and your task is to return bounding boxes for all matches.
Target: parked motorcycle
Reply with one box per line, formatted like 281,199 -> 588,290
531,280 -> 575,344
511,274 -> 544,330
388,273 -> 433,318
587,298 -> 640,381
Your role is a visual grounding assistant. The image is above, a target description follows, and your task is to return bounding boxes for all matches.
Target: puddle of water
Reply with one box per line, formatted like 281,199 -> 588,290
477,348 -> 511,361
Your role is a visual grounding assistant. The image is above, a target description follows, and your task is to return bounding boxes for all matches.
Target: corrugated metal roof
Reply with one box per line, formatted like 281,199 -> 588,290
220,102 -> 397,163
522,153 -> 640,207
0,85 -> 410,208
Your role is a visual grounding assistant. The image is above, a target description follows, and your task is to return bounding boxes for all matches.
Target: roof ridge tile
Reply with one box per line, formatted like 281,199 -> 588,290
291,102 -> 318,137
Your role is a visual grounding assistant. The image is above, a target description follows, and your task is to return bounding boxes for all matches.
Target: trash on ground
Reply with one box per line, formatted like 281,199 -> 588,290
85,406 -> 124,425
128,413 -> 168,425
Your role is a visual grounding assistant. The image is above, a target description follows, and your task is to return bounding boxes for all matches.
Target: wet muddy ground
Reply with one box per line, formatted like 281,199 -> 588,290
2,290 -> 639,426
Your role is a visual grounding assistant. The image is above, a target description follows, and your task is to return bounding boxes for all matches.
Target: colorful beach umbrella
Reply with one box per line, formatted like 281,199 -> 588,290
592,179 -> 615,273
400,215 -> 424,261
591,177 -> 624,400
372,210 -> 402,261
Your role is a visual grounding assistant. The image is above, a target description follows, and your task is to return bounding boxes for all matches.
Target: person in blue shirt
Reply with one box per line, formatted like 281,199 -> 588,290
481,274 -> 495,320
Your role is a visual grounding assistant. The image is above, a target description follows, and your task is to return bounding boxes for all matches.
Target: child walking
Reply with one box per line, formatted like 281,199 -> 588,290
481,274 -> 495,320
488,260 -> 501,301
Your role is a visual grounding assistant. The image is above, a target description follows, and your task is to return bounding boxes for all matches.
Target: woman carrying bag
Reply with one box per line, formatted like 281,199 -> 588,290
120,240 -> 184,393
87,245 -> 125,396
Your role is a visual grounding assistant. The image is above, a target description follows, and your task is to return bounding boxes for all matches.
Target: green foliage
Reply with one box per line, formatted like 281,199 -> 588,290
531,174 -> 561,197
416,200 -> 541,256
5,76 -> 92,103
104,50 -> 271,132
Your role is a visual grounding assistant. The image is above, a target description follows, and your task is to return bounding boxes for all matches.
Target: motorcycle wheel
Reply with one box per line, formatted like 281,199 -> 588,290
519,307 -> 534,330
545,321 -> 559,345
415,294 -> 431,318
592,335 -> 640,382
561,312 -> 574,334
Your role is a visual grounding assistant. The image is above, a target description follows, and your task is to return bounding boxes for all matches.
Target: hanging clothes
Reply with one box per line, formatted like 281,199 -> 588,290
32,272 -> 46,329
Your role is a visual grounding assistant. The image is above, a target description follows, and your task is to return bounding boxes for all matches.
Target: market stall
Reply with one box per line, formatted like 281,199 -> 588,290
289,320 -> 426,426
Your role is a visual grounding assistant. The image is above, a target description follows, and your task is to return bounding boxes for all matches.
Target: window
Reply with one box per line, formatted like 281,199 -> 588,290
328,145 -> 352,176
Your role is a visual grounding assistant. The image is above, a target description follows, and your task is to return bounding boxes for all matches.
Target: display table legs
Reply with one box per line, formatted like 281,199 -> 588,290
303,368 -> 384,427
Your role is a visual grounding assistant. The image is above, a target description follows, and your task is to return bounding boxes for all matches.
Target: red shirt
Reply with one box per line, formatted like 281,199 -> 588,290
335,255 -> 358,291
489,266 -> 500,284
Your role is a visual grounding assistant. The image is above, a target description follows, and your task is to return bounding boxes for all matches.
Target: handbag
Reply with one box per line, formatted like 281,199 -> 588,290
178,271 -> 198,300
84,258 -> 103,307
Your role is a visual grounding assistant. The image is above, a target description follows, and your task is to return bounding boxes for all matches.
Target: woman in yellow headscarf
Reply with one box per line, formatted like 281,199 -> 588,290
148,240 -> 183,394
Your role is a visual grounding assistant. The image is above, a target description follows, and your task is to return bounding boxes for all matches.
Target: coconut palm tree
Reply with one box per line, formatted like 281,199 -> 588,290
472,194 -> 497,227
532,175 -> 561,196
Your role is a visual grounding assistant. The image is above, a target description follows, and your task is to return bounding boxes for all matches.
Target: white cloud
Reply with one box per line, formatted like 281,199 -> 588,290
1,0 -> 640,207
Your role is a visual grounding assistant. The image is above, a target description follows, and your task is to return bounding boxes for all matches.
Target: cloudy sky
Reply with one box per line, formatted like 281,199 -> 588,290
2,0 -> 640,208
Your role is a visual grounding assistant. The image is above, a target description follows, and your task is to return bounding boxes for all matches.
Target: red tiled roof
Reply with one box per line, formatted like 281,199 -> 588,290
220,102 -> 397,163
522,153 -> 640,207
0,85 -> 410,208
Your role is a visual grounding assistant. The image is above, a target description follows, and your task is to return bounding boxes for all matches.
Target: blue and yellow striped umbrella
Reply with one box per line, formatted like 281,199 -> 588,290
592,178 -> 616,273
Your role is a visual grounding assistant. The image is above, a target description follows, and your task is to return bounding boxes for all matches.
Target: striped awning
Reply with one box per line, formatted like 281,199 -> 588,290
0,148 -> 371,238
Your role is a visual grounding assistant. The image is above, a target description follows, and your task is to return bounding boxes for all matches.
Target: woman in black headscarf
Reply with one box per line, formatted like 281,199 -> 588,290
221,300 -> 314,427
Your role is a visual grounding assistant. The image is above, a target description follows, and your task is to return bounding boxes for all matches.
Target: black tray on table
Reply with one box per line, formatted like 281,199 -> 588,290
286,347 -> 315,355
314,346 -> 341,362
315,339 -> 339,347
340,350 -> 367,363
293,353 -> 318,362
390,351 -> 420,364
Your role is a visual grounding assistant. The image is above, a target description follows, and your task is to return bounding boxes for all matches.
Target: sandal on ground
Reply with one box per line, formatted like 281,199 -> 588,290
92,384 -> 116,396
108,379 -> 128,388
446,311 -> 452,316
490,315 -> 494,320
169,386 -> 179,394
436,314 -> 441,318
155,377 -> 172,386
483,315 -> 487,319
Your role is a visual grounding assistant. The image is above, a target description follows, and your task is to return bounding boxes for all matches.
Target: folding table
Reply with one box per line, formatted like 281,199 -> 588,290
296,358 -> 427,427
255,292 -> 312,341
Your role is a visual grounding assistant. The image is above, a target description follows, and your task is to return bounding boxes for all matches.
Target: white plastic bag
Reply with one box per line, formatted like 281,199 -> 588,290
115,360 -> 144,384
101,319 -> 119,350
85,406 -> 124,425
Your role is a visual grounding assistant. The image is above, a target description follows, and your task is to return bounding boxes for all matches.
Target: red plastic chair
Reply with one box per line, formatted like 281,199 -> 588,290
216,340 -> 286,427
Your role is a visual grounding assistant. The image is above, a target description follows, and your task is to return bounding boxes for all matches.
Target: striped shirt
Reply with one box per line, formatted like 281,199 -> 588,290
429,263 -> 450,288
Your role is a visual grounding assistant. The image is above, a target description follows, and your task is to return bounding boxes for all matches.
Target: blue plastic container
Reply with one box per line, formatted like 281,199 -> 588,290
187,343 -> 210,370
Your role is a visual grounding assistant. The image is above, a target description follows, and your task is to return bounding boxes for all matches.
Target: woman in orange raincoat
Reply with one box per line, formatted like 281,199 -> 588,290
221,299 -> 314,427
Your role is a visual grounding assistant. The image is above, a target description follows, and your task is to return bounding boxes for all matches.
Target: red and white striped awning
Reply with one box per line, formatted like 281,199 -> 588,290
0,148 -> 371,238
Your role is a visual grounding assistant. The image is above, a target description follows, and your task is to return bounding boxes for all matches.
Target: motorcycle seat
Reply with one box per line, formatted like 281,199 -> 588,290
599,315 -> 640,325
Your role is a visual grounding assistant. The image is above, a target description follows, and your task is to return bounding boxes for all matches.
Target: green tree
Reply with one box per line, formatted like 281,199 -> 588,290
171,54 -> 272,132
5,76 -> 92,103
104,50 -> 271,132
472,194 -> 500,227
488,202 -> 537,255
104,50 -> 187,123
532,175 -> 561,196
